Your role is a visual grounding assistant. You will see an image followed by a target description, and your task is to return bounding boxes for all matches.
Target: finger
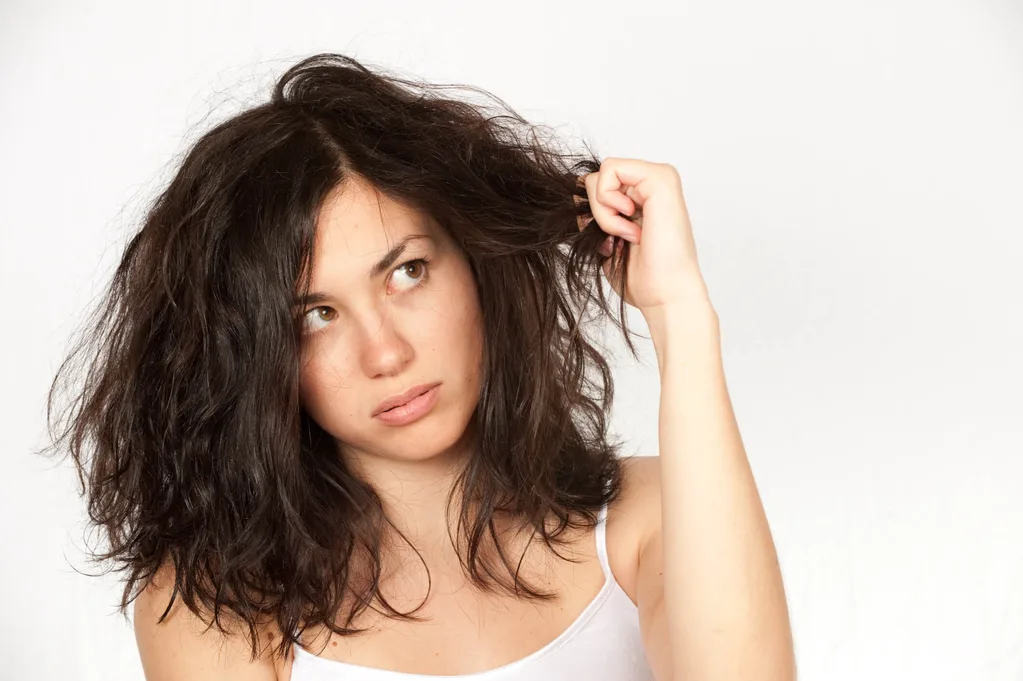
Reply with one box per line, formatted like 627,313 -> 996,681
603,183 -> 637,216
598,157 -> 678,206
595,164 -> 642,222
585,172 -> 640,243
587,165 -> 636,217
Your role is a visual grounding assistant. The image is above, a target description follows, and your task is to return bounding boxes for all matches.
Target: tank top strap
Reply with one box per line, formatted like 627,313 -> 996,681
594,501 -> 612,580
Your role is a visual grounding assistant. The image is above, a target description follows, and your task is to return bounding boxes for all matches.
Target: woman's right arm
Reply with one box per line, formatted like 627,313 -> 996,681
133,566 -> 285,681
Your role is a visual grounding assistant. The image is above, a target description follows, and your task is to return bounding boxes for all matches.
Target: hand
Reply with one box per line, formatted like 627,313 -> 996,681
579,158 -> 710,315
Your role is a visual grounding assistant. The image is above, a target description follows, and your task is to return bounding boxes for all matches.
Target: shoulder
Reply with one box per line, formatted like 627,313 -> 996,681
604,455 -> 662,603
133,562 -> 289,681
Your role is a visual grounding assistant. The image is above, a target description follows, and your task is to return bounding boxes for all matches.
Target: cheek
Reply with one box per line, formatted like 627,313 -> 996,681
298,345 -> 359,429
414,273 -> 484,395
415,266 -> 482,351
444,277 -> 484,381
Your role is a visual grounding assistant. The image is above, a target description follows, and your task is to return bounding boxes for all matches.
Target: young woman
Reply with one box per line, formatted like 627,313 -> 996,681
47,53 -> 795,680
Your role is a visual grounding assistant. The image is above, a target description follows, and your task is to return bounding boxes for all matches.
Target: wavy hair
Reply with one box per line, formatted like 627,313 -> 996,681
43,53 -> 640,660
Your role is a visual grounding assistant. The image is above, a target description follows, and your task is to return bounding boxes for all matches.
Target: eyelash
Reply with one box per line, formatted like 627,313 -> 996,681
302,256 -> 432,335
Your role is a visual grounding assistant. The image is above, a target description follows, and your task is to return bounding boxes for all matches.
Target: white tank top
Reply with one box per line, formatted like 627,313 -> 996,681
291,502 -> 656,681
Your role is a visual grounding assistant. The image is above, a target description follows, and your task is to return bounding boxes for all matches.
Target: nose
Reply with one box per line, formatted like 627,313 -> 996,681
357,306 -> 415,379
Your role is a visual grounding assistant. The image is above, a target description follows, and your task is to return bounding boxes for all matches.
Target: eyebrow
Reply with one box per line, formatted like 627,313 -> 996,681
295,233 -> 432,308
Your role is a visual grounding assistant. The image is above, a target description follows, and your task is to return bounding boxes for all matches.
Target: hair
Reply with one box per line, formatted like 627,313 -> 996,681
42,53 -> 642,661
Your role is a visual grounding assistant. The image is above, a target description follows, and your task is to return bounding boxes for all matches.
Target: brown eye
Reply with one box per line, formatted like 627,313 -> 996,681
303,306 -> 337,333
391,258 -> 430,291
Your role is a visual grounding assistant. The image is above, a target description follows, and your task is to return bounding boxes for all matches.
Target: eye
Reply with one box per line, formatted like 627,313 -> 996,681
390,257 -> 430,292
303,306 -> 337,334
300,258 -> 431,336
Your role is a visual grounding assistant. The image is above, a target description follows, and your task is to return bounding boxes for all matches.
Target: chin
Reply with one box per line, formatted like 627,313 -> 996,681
391,418 -> 474,462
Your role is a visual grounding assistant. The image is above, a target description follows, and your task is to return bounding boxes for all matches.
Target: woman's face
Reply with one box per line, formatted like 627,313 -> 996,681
298,176 -> 483,465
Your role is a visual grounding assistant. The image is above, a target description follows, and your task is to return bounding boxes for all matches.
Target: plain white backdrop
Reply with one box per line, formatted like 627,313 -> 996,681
1,1 -> 1021,679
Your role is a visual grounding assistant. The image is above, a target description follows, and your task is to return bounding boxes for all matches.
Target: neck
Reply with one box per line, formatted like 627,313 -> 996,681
342,429 -> 476,548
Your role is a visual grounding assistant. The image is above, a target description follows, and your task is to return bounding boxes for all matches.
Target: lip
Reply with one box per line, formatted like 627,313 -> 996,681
373,384 -> 441,427
372,382 -> 441,419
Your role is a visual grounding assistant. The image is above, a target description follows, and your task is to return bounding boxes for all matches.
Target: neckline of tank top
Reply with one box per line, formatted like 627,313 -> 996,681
293,573 -> 619,679
293,511 -> 618,679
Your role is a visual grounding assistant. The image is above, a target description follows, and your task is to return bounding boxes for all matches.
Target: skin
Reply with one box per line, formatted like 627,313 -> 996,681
134,162 -> 796,681
295,176 -> 485,548
582,159 -> 795,680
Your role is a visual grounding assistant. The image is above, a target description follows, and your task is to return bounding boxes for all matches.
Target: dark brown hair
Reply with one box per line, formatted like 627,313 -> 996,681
42,53 -> 640,660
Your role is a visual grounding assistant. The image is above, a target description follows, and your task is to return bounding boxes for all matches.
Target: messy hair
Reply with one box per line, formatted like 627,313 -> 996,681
43,53 -> 640,660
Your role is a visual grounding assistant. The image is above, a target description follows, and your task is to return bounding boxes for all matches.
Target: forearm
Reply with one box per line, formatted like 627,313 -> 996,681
645,301 -> 795,681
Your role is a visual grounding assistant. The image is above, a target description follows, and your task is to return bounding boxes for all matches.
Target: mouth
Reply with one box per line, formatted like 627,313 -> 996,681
372,382 -> 441,417
372,383 -> 442,427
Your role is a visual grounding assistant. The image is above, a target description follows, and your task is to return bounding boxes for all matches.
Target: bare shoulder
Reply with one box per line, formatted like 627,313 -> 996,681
133,562 -> 288,681
605,455 -> 662,602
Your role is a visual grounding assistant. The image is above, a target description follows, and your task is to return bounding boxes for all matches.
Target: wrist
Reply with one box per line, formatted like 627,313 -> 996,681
642,295 -> 718,337
641,299 -> 721,371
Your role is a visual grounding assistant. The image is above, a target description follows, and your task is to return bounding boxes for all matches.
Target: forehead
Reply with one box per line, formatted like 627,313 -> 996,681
313,177 -> 433,260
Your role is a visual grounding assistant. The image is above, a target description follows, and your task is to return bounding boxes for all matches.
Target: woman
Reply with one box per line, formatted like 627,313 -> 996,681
46,53 -> 795,680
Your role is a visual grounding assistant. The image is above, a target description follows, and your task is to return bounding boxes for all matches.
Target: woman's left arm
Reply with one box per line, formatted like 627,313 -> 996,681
581,159 -> 796,681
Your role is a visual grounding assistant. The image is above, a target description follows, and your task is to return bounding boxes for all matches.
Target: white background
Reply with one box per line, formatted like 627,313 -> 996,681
2,1 -> 1021,679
